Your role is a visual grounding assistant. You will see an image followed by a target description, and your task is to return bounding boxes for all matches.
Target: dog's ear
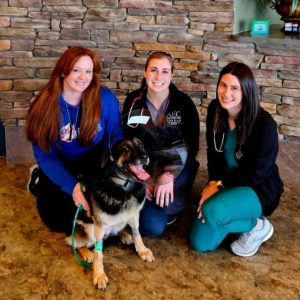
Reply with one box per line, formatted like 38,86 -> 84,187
132,137 -> 145,150
110,140 -> 126,163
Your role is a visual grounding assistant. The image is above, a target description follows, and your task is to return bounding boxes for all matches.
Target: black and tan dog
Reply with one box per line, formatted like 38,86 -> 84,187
66,137 -> 154,290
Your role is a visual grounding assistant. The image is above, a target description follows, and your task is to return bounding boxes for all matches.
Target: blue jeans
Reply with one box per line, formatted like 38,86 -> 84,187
190,186 -> 262,252
140,157 -> 199,237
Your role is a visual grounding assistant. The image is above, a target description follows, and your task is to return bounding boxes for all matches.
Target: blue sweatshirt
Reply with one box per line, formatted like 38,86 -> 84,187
33,87 -> 124,195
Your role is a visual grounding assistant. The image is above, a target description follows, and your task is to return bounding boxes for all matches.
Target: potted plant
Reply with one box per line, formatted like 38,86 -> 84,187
256,0 -> 300,21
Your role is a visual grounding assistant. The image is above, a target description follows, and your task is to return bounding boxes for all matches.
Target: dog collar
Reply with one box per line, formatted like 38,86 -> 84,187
111,174 -> 132,190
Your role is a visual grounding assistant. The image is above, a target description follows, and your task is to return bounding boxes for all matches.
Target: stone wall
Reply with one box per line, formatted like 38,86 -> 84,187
0,0 -> 300,161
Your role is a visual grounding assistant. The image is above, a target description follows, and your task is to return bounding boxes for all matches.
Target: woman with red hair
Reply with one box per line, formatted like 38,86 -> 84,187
26,46 -> 123,234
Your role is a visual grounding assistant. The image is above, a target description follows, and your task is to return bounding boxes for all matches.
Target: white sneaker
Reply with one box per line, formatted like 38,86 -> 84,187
230,217 -> 274,257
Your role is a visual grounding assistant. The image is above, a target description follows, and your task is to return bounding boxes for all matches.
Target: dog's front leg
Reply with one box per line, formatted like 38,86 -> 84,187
92,220 -> 108,290
128,216 -> 155,262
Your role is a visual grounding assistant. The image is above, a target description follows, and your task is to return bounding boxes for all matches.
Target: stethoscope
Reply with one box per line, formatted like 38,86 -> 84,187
213,131 -> 244,160
127,94 -> 145,128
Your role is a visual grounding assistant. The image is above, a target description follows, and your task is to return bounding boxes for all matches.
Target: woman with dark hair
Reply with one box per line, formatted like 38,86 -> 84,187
190,62 -> 283,256
122,51 -> 200,237
26,46 -> 123,234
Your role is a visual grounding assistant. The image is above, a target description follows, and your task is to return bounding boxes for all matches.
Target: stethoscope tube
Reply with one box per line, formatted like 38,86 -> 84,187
213,131 -> 243,160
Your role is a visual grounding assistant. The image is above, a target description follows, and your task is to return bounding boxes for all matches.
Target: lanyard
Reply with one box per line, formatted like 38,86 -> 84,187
127,89 -> 170,128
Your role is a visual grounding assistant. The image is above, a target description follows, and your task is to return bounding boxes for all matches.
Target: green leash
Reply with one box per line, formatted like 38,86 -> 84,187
71,178 -> 92,269
71,178 -> 104,268
71,204 -> 92,269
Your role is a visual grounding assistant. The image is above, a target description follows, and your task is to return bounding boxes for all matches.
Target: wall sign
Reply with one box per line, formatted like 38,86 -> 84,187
251,20 -> 269,36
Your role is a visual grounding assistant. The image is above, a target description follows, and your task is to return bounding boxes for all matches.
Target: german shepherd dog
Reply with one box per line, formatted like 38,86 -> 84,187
66,137 -> 154,290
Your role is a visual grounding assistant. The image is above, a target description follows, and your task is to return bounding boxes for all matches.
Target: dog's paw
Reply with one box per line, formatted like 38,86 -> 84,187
119,231 -> 133,245
78,247 -> 93,263
93,271 -> 109,290
138,248 -> 155,262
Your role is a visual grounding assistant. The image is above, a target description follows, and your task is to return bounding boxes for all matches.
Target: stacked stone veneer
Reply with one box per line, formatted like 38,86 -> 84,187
0,0 -> 300,161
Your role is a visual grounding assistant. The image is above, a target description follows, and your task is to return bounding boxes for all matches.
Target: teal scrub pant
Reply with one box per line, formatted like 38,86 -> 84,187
190,186 -> 262,252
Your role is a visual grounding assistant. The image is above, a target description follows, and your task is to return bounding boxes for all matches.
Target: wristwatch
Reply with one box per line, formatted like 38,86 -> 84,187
217,180 -> 224,191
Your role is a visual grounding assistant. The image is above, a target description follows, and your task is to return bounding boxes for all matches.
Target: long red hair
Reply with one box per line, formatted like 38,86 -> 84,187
26,47 -> 102,151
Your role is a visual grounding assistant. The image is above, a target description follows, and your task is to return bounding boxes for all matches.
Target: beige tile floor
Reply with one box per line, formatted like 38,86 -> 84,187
0,140 -> 299,299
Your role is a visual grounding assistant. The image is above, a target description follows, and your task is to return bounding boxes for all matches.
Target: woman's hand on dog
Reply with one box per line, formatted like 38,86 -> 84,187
197,181 -> 219,220
146,172 -> 174,208
72,182 -> 90,215
155,180 -> 174,208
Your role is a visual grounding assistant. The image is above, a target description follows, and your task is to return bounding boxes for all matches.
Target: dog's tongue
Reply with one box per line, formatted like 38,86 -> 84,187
129,165 -> 150,181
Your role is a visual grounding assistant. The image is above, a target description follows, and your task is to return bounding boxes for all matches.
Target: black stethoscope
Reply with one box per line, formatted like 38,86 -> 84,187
213,131 -> 243,160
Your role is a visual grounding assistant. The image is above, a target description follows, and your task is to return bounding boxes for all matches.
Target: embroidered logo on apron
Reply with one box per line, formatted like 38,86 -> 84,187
167,111 -> 182,125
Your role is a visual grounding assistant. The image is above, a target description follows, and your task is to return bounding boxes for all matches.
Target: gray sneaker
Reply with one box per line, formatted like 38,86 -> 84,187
230,217 -> 274,257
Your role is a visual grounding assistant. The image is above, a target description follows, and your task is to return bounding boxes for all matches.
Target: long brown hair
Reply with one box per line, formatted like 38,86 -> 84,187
214,62 -> 260,145
140,51 -> 174,89
26,47 -> 102,151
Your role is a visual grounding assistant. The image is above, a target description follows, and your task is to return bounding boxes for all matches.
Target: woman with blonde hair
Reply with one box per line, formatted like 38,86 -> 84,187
26,46 -> 123,234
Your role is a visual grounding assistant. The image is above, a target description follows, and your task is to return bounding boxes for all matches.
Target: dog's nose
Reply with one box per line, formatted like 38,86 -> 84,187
142,154 -> 149,160
140,154 -> 149,164
143,155 -> 150,165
